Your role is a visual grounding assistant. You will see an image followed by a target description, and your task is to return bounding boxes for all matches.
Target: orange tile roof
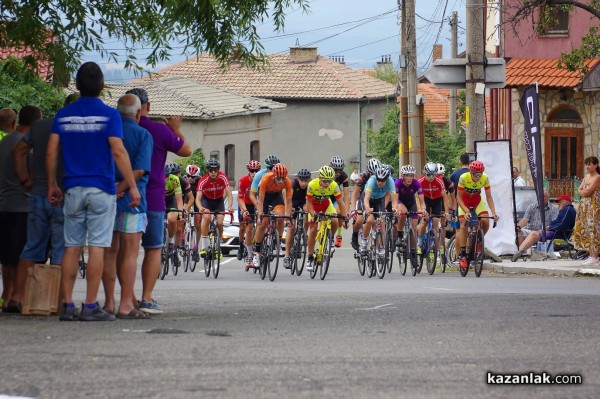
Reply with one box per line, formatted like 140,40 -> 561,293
0,47 -> 53,81
142,53 -> 396,101
418,83 -> 450,124
506,58 -> 600,88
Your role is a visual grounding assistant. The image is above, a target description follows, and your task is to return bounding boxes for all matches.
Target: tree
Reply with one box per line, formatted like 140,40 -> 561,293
424,119 -> 466,174
0,57 -> 66,117
175,148 -> 207,175
504,0 -> 600,75
0,0 -> 309,80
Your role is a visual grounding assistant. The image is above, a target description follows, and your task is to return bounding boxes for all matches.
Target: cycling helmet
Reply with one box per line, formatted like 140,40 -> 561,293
297,168 -> 311,179
400,165 -> 416,175
264,154 -> 280,168
375,165 -> 391,180
437,163 -> 446,175
367,158 -> 381,174
385,164 -> 395,177
170,162 -> 181,174
186,164 -> 200,177
246,160 -> 261,171
205,158 -> 221,169
423,162 -> 438,175
330,156 -> 345,170
319,165 -> 335,180
469,160 -> 485,173
272,163 -> 288,178
164,163 -> 173,175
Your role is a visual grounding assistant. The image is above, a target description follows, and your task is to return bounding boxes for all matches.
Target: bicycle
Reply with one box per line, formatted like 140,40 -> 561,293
396,211 -> 421,276
364,211 -> 395,279
202,210 -> 233,278
352,211 -> 367,277
183,211 -> 200,273
289,209 -> 308,276
419,213 -> 444,276
460,207 -> 497,277
384,212 -> 397,275
78,246 -> 87,279
159,209 -> 184,280
258,208 -> 290,281
310,212 -> 345,280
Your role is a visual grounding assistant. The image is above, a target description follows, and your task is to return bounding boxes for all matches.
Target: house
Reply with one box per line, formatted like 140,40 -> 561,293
100,76 -> 286,185
143,47 -> 396,174
487,0 -> 600,196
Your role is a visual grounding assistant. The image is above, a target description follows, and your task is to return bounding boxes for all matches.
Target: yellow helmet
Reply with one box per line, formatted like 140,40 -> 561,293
319,165 -> 335,180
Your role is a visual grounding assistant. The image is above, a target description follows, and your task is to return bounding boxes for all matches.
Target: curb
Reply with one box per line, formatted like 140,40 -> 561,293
483,262 -> 577,277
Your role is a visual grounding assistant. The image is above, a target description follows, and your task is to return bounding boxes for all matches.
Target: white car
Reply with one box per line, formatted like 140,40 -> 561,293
220,191 -> 240,256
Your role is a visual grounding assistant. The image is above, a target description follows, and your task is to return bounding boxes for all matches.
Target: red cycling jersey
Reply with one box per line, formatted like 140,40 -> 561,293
197,172 -> 230,199
238,175 -> 253,205
417,175 -> 446,200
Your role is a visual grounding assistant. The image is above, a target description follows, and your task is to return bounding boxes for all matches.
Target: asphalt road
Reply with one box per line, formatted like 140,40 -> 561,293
2,241 -> 600,399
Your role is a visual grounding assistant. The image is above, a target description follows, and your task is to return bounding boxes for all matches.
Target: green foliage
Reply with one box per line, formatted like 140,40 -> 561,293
424,119 -> 466,174
0,57 -> 65,117
175,148 -> 207,175
374,63 -> 399,85
367,106 -> 399,169
0,0 -> 309,78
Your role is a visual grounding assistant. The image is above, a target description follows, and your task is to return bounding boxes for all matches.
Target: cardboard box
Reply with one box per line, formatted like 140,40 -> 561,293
22,264 -> 61,315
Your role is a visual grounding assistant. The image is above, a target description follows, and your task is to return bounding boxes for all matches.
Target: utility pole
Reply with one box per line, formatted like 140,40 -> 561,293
465,0 -> 486,152
405,0 -> 422,168
398,0 -> 409,167
449,11 -> 458,136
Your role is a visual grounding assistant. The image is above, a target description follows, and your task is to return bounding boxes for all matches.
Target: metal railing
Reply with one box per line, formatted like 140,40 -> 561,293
543,178 -> 582,201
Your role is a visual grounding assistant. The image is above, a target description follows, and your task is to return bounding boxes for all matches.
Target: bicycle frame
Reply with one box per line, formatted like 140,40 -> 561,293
258,209 -> 290,281
460,208 -> 496,278
202,211 -> 233,279
311,213 -> 343,280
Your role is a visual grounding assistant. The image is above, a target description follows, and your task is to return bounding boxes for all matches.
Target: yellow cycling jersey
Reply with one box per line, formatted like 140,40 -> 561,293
165,174 -> 182,197
306,178 -> 341,204
457,172 -> 490,206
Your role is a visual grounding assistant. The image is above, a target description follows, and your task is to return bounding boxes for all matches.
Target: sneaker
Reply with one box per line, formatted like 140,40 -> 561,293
334,235 -> 343,248
79,302 -> 116,321
237,244 -> 245,260
359,238 -> 368,252
416,245 -> 422,256
459,255 -> 468,269
59,303 -> 80,321
252,254 -> 261,268
582,257 -> 600,266
199,249 -> 207,258
2,300 -> 22,314
511,249 -> 525,262
245,257 -> 253,271
283,256 -> 292,269
172,251 -> 180,267
139,300 -> 163,315
193,251 -> 200,262
306,255 -> 315,271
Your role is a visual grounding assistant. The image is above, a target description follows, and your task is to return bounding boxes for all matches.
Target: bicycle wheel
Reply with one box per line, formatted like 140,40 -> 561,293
385,229 -> 394,274
204,235 -> 213,278
474,229 -> 485,277
259,242 -> 268,280
213,235 -> 222,278
293,229 -> 307,276
160,243 -> 169,280
189,227 -> 198,272
172,245 -> 180,276
426,231 -> 438,275
320,229 -> 333,280
375,230 -> 386,279
267,230 -> 280,281
459,233 -> 471,277
408,229 -> 418,277
182,233 -> 190,273
356,250 -> 366,276
78,250 -> 87,279
439,229 -> 448,273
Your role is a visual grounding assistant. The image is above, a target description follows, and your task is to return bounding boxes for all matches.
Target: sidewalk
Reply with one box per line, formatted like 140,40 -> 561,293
483,256 -> 600,277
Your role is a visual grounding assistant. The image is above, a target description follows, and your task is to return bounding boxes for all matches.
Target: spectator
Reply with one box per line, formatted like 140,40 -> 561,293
513,167 -> 526,187
47,62 -> 140,321
511,194 -> 576,261
573,156 -> 600,265
102,94 -> 153,319
514,189 -> 559,247
0,106 -> 41,313
125,87 -> 191,315
7,95 -> 79,313
0,108 -> 17,142
350,167 -> 359,185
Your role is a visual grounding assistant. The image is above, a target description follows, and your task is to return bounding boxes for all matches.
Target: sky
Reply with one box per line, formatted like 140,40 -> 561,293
93,0 -> 467,82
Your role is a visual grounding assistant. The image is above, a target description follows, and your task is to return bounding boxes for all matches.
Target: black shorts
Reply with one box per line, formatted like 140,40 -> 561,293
263,192 -> 284,212
368,198 -> 386,214
238,203 -> 255,220
424,197 -> 443,217
0,212 -> 28,266
201,196 -> 225,212
165,195 -> 177,210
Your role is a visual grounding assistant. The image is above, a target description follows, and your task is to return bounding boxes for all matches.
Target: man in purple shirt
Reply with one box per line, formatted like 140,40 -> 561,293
126,88 -> 191,314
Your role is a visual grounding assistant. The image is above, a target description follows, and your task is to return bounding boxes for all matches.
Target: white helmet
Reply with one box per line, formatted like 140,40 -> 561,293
375,165 -> 391,180
437,163 -> 446,175
423,162 -> 438,175
367,158 -> 381,174
400,165 -> 416,175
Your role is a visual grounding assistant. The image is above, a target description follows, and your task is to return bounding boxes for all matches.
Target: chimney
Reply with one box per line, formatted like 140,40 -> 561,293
290,47 -> 318,63
377,55 -> 392,66
433,44 -> 443,61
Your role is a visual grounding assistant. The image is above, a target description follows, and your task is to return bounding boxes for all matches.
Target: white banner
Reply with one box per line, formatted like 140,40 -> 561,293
475,140 -> 518,255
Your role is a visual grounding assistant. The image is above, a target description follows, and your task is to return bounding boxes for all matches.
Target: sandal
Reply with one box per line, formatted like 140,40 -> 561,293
116,309 -> 150,319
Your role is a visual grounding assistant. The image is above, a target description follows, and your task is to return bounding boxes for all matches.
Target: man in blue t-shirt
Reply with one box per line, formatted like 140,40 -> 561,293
47,62 -> 140,322
102,94 -> 153,319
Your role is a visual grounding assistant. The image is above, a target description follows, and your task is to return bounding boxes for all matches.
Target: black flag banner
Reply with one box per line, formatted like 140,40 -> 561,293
519,83 -> 546,240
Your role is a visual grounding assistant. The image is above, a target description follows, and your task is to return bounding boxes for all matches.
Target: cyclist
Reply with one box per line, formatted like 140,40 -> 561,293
237,160 -> 261,268
305,166 -> 346,271
360,165 -> 395,254
165,163 -> 184,265
329,156 -> 350,247
283,168 -> 311,269
416,162 -> 450,255
186,164 -> 202,249
350,158 -> 381,250
252,163 -> 293,268
456,160 -> 500,269
395,165 -> 425,246
195,159 -> 234,258
249,154 -> 280,206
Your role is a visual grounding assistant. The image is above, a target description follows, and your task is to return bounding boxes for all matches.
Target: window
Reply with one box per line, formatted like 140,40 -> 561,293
366,118 -> 374,131
539,6 -> 569,35
250,140 -> 260,162
210,151 -> 219,161
225,144 -> 235,180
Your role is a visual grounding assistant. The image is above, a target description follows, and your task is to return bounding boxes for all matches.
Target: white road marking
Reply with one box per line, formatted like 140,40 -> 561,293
358,303 -> 396,310
423,286 -> 460,291
220,258 -> 236,265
